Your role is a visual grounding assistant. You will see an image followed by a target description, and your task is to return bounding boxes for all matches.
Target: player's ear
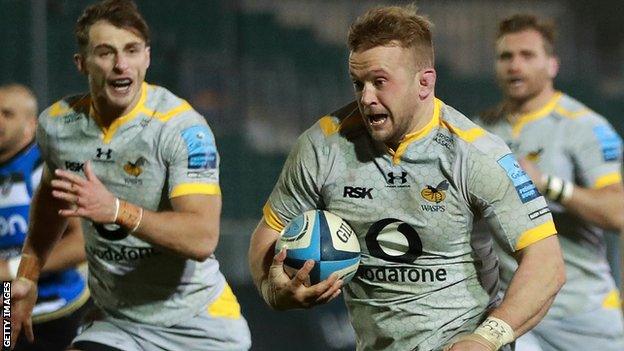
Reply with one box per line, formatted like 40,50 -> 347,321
418,68 -> 436,99
74,53 -> 86,75
547,56 -> 559,79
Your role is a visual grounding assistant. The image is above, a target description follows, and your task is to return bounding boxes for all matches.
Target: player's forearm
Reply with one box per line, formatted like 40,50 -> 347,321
22,183 -> 69,281
41,222 -> 85,272
131,209 -> 219,261
248,220 -> 280,291
562,184 -> 624,231
490,237 -> 565,337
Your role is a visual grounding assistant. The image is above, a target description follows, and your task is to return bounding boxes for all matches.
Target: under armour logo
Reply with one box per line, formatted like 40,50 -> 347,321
96,148 -> 113,160
387,171 -> 408,184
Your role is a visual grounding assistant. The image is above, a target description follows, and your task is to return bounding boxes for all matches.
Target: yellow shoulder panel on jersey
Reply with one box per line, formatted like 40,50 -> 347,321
263,203 -> 285,232
594,172 -> 622,189
440,121 -> 486,143
145,100 -> 193,122
99,82 -> 149,144
319,116 -> 340,136
554,106 -> 591,120
47,96 -> 90,118
170,183 -> 221,198
511,92 -> 563,137
515,219 -> 557,250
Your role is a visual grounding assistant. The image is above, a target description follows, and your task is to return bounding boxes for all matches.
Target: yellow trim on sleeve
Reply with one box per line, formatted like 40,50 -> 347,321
206,283 -> 242,319
594,172 -> 622,189
511,92 -> 562,137
602,290 -> 621,309
170,183 -> 221,198
97,82 -> 149,144
515,220 -> 557,250
262,203 -> 285,232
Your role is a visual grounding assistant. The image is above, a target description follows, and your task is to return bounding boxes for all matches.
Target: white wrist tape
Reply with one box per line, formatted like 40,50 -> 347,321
112,197 -> 120,223
473,316 -> 515,350
8,255 -> 21,279
543,175 -> 574,203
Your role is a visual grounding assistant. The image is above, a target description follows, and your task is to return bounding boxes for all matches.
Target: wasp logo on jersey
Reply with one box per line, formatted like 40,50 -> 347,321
343,186 -> 373,199
123,157 -> 146,177
420,180 -> 448,203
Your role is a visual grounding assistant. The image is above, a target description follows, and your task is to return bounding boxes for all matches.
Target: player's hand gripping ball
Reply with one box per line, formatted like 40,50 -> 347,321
275,210 -> 361,285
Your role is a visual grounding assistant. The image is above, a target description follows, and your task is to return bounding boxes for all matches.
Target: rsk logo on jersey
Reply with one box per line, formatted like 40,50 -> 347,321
343,186 -> 373,199
95,148 -> 113,161
65,161 -> 84,172
123,157 -> 147,177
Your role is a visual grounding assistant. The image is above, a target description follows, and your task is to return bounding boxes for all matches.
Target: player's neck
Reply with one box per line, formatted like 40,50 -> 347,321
92,97 -> 140,129
505,85 -> 556,121
388,97 -> 435,150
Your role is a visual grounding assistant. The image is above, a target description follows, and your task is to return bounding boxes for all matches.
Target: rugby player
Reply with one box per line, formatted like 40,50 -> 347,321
10,1 -> 250,350
249,5 -> 565,351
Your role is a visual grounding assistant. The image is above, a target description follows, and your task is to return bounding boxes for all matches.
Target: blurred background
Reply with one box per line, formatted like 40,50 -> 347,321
1,0 -> 623,350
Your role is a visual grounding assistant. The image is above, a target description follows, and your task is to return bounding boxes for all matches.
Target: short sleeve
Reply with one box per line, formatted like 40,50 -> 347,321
468,146 -> 556,252
263,132 -> 324,232
160,112 -> 220,198
569,117 -> 623,188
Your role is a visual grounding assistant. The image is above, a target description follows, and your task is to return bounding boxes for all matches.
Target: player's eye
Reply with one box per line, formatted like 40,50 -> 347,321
352,81 -> 363,92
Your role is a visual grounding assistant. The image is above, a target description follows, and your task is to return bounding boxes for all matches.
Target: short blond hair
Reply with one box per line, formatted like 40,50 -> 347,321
347,5 -> 434,68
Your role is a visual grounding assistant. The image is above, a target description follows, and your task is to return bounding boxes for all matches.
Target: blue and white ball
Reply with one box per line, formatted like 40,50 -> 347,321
275,210 -> 360,285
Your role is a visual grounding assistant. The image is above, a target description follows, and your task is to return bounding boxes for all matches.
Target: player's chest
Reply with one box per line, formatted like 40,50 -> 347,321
50,125 -> 165,189
321,158 -> 471,238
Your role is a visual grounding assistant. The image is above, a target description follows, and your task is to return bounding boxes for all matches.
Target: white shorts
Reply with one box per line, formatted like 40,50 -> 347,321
71,285 -> 251,351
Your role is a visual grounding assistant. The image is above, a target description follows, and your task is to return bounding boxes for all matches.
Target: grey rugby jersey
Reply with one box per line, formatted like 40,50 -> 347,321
37,83 -> 236,326
476,92 -> 624,319
264,99 -> 556,350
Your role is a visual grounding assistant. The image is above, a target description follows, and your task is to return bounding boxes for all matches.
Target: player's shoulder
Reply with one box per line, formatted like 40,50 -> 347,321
41,93 -> 91,121
303,101 -> 367,146
554,93 -> 608,126
144,83 -> 207,128
438,100 -> 510,160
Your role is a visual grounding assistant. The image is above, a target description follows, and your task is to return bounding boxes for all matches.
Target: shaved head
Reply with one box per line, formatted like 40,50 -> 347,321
0,84 -> 39,162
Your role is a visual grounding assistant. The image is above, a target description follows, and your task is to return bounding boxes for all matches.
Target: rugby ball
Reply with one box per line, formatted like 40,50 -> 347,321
275,210 -> 360,285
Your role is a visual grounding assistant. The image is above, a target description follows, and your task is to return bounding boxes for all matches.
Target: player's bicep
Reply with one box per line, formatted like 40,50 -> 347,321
265,133 -> 323,227
572,120 -> 623,188
164,119 -> 221,198
469,152 -> 555,252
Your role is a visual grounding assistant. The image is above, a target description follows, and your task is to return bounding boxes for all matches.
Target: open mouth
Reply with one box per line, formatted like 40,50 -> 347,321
109,78 -> 133,93
368,113 -> 388,126
508,78 -> 524,87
